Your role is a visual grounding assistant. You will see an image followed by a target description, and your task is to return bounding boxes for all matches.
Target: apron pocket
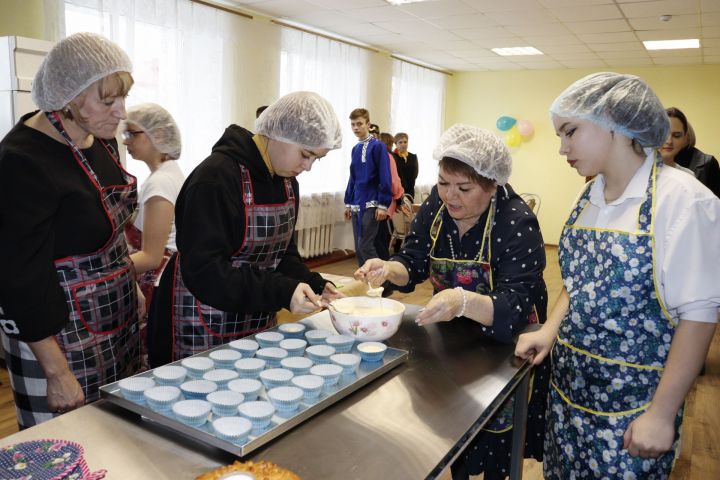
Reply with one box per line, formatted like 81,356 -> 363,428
70,266 -> 136,335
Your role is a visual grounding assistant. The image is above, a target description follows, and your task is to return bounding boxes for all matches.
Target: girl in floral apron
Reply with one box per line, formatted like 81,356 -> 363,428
516,72 -> 720,479
0,33 -> 141,428
147,92 -> 344,366
356,124 -> 550,479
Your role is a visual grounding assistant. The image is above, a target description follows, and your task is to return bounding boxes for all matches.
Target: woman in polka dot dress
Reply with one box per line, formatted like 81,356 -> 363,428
356,124 -> 549,479
516,72 -> 720,479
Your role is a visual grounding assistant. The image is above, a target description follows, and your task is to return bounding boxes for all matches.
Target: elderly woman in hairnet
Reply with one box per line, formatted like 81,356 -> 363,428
147,91 -> 343,366
123,103 -> 185,309
355,124 -> 549,479
516,72 -> 720,478
0,32 -> 139,428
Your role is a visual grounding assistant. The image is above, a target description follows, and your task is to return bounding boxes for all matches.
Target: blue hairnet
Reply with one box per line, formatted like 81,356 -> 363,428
550,72 -> 669,148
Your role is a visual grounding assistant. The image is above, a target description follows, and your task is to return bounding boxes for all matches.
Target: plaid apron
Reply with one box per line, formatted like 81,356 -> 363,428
428,199 -> 539,434
170,165 -> 296,360
2,112 -> 139,429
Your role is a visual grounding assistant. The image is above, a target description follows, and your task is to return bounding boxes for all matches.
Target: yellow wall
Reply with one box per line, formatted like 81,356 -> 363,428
0,0 -> 48,39
445,65 -> 720,244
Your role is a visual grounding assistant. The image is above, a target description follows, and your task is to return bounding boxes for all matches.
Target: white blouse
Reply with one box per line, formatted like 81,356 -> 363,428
574,153 -> 720,323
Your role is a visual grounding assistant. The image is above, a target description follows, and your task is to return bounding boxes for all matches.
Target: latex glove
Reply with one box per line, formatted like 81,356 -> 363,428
46,370 -> 85,414
623,410 -> 676,458
515,327 -> 556,366
321,283 -> 344,303
289,283 -> 323,314
354,258 -> 388,287
415,288 -> 463,326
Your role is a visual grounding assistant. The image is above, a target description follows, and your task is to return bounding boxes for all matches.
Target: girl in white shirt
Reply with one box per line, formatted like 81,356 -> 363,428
516,72 -> 720,479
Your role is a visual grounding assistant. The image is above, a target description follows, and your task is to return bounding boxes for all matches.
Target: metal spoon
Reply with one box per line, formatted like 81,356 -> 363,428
366,282 -> 384,298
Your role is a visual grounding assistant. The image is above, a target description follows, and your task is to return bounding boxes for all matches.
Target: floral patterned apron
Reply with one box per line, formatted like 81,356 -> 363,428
546,156 -> 680,479
428,199 -> 538,433
2,112 -> 140,428
170,165 -> 295,360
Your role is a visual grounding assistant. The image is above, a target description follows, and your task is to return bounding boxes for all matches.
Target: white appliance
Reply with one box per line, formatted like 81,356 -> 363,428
0,36 -> 53,140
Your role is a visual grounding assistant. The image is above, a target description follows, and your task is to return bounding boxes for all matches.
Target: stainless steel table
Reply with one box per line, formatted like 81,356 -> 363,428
0,305 -> 533,480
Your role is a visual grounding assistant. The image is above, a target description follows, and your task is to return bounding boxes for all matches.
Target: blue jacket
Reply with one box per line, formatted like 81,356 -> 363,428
344,137 -> 392,209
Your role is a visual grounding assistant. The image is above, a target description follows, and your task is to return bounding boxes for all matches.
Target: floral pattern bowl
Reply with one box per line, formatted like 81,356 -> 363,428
0,439 -> 106,480
327,297 -> 405,342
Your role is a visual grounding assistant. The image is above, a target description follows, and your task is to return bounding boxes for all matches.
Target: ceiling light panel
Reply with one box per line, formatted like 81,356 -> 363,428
643,38 -> 701,49
492,46 -> 544,55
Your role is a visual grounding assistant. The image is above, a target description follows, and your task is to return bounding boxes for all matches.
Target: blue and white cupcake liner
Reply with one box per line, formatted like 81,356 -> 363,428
278,338 -> 307,357
280,356 -> 313,375
304,329 -> 333,345
181,357 -> 214,379
306,344 -> 336,364
152,365 -> 187,386
203,369 -> 240,388
356,341 -> 388,362
118,376 -> 155,403
278,322 -> 307,338
143,385 -> 181,411
208,349 -> 242,369
228,338 -> 259,357
207,390 -> 245,417
212,416 -> 252,444
227,378 -> 263,402
237,401 -> 276,429
291,375 -> 324,400
325,334 -> 355,353
255,331 -> 284,348
267,386 -> 303,413
259,368 -> 294,389
172,399 -> 211,426
330,353 -> 361,376
180,379 -> 218,399
255,347 -> 288,368
234,358 -> 266,379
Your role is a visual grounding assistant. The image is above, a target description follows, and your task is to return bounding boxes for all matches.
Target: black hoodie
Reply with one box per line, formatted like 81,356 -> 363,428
174,125 -> 327,312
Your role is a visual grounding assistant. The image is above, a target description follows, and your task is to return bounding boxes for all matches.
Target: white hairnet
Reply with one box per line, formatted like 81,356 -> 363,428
126,103 -> 182,160
32,32 -> 132,112
255,91 -> 342,150
550,72 -> 669,148
433,124 -> 512,185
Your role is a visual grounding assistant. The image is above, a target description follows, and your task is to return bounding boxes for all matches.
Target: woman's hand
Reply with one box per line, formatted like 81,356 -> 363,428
623,410 -> 675,458
354,258 -> 388,287
289,283 -> 323,314
321,283 -> 344,303
46,369 -> 85,414
514,327 -> 556,365
415,288 -> 463,326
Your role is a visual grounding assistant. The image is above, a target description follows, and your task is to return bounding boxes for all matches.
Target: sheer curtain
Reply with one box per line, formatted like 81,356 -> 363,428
62,0 -> 239,185
279,28 -> 368,195
390,60 -> 446,195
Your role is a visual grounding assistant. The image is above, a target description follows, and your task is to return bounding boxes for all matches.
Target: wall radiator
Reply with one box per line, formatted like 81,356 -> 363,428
294,193 -> 341,259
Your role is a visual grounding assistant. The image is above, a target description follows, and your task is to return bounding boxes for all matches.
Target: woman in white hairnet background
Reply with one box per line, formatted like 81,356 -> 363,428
516,72 -> 720,478
147,91 -> 344,366
0,32 -> 140,428
355,124 -> 549,479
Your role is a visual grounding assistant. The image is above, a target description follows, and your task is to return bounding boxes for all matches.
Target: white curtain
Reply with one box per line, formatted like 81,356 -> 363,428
390,60 -> 446,194
62,0 -> 239,185
279,28 -> 368,196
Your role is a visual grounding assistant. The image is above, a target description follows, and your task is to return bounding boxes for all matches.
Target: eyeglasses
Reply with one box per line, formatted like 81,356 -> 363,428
122,130 -> 144,141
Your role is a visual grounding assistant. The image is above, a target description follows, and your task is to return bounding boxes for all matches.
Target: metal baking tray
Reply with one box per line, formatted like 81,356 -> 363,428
100,325 -> 408,457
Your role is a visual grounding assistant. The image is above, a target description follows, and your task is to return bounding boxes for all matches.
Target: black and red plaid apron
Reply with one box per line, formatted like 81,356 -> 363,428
2,112 -> 140,429
170,165 -> 296,360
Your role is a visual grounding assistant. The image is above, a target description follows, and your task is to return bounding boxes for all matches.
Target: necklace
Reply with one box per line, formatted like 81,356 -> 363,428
446,233 -> 483,261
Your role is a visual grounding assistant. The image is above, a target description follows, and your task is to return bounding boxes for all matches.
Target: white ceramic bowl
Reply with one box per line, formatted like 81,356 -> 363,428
180,379 -> 218,399
330,353 -> 361,375
209,349 -> 242,368
207,390 -> 245,416
328,297 -> 405,342
237,401 -> 276,429
181,357 -> 214,378
255,331 -> 284,348
227,378 -> 263,401
152,365 -> 187,386
118,377 -> 155,402
356,342 -> 388,362
228,338 -> 259,357
173,399 -> 211,426
267,386 -> 303,413
278,323 -> 307,338
212,416 -> 252,443
259,368 -> 294,389
143,385 -> 181,410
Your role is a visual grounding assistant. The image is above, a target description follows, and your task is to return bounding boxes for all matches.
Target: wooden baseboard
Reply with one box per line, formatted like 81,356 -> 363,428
303,250 -> 356,269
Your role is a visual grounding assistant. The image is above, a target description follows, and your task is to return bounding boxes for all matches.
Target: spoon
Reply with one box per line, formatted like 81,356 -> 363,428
366,282 -> 384,298
326,300 -> 352,314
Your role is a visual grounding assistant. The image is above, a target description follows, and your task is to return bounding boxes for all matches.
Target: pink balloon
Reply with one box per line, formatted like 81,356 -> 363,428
517,120 -> 534,138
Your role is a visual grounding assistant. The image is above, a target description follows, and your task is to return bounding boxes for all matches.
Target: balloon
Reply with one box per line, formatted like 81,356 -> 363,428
496,115 -> 516,131
517,119 -> 534,138
505,127 -> 522,147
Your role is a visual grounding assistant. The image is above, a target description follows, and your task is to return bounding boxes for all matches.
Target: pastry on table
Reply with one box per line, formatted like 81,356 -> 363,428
197,460 -> 301,480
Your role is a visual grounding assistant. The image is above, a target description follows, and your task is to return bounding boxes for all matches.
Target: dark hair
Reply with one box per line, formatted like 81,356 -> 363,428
439,157 -> 495,190
666,106 -> 695,148
379,132 -> 394,151
256,105 -> 268,118
349,108 -> 370,121
394,132 -> 408,142
369,123 -> 380,135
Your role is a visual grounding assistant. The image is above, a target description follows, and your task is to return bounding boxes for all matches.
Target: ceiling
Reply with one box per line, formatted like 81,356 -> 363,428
224,0 -> 720,72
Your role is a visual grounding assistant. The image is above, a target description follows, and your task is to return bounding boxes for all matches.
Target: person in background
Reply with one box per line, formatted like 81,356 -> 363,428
255,105 -> 268,119
0,33 -> 140,428
124,103 -> 184,308
373,132 -> 405,260
369,123 -> 380,138
392,132 -> 419,202
516,72 -> 720,478
356,124 -> 549,480
147,92 -> 343,366
343,109 -> 392,266
661,106 -> 720,197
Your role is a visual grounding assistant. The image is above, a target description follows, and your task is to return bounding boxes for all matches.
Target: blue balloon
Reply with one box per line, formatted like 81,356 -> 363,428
496,116 -> 517,131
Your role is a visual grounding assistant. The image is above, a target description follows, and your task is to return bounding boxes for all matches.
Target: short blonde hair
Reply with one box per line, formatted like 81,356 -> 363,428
62,71 -> 134,123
